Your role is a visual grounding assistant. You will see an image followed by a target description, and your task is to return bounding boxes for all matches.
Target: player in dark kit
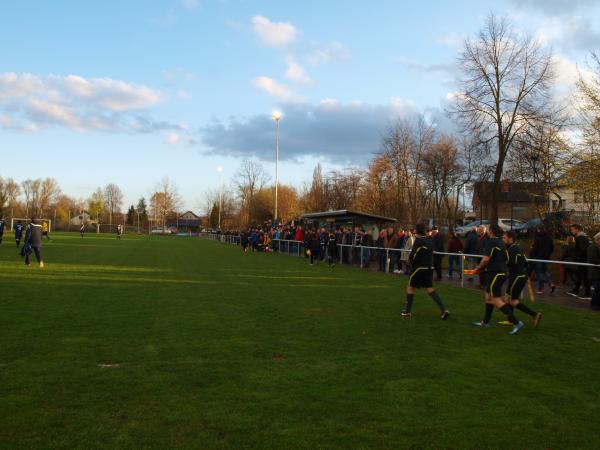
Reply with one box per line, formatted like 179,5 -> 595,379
0,217 -> 5,244
472,224 -> 524,334
401,223 -> 450,320
24,219 -> 44,267
503,231 -> 542,328
14,220 -> 24,247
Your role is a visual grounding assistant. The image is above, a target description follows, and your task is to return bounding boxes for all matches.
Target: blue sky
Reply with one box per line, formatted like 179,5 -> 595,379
1,0 -> 599,211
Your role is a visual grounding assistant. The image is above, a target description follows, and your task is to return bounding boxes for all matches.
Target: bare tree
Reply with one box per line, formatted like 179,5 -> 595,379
150,177 -> 182,229
0,177 -> 21,217
39,178 -> 61,217
104,183 -> 124,226
451,13 -> 555,223
381,116 -> 435,224
506,114 -> 573,216
422,135 -> 465,227
575,52 -> 600,170
234,159 -> 270,224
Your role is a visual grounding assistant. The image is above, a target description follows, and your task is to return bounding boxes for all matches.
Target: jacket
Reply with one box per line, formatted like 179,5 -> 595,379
464,231 -> 478,254
587,242 -> 600,281
447,237 -> 463,254
529,232 -> 554,260
575,232 -> 590,262
401,236 -> 415,262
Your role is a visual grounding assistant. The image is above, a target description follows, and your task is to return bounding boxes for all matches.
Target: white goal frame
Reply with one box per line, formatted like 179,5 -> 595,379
10,218 -> 52,233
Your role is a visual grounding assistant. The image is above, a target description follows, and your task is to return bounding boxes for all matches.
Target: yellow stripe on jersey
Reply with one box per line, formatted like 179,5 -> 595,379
489,272 -> 506,295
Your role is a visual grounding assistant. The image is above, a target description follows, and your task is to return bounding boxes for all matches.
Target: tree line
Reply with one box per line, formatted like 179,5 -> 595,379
2,15 -> 599,231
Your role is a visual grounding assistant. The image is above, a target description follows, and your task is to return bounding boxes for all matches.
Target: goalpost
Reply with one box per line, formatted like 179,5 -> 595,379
10,218 -> 52,233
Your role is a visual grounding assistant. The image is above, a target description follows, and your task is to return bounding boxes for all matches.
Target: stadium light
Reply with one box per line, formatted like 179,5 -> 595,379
217,167 -> 224,230
272,111 -> 282,222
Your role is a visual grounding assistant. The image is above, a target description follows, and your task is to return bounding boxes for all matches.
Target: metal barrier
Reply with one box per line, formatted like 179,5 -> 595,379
199,233 -> 599,292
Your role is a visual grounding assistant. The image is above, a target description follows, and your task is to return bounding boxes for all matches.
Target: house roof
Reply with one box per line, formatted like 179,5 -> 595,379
302,209 -> 396,223
180,210 -> 200,218
473,181 -> 547,203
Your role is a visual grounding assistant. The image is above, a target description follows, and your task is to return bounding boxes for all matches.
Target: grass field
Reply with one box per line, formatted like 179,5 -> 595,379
1,233 -> 600,449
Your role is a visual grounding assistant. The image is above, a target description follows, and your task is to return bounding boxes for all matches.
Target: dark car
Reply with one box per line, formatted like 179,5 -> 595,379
514,211 -> 572,238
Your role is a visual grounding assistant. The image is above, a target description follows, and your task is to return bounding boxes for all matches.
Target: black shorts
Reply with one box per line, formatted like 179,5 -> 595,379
508,275 -> 528,300
483,272 -> 507,297
409,267 -> 433,289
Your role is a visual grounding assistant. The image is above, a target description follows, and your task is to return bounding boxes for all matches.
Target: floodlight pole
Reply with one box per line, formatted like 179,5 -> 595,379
218,167 -> 224,230
272,111 -> 281,222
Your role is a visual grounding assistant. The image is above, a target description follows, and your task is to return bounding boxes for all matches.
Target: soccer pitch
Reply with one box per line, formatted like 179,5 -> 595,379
1,234 -> 599,449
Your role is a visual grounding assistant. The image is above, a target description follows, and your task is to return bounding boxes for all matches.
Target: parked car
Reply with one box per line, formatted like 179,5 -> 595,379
513,212 -> 573,238
513,218 -> 542,236
151,228 -> 172,235
498,218 -> 526,232
455,220 -> 490,237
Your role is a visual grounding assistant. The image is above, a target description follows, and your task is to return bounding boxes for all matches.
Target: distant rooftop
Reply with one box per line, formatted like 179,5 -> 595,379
302,209 -> 396,223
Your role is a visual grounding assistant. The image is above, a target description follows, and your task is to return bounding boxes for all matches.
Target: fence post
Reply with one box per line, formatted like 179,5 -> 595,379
360,246 -> 364,269
461,254 -> 465,289
340,245 -> 343,265
386,249 -> 390,273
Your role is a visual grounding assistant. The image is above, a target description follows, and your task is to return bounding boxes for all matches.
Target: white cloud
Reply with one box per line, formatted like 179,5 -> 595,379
252,76 -> 299,101
149,9 -> 177,27
536,16 -> 600,49
177,90 -> 191,99
167,132 -> 181,145
162,68 -> 199,83
308,42 -> 351,65
285,57 -> 311,84
182,0 -> 200,10
0,72 -> 175,134
52,75 -> 161,111
508,0 -> 600,15
251,15 -> 298,47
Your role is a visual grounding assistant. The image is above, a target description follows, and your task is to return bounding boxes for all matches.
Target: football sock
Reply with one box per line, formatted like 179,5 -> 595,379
405,293 -> 414,313
500,304 -> 519,325
483,303 -> 494,324
429,291 -> 446,313
516,303 -> 537,317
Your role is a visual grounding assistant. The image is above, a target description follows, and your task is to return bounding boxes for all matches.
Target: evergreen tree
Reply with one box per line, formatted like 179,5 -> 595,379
209,202 -> 220,228
126,205 -> 136,225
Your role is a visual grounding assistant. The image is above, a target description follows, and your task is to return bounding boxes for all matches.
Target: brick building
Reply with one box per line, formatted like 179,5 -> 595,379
472,181 -> 547,221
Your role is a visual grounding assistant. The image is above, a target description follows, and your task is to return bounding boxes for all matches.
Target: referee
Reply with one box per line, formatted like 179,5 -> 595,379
401,223 -> 450,320
503,231 -> 542,327
472,224 -> 523,334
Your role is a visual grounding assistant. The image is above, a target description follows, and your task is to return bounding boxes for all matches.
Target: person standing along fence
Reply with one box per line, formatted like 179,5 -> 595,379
529,225 -> 556,295
587,232 -> 600,311
569,224 -> 592,300
447,231 -> 463,279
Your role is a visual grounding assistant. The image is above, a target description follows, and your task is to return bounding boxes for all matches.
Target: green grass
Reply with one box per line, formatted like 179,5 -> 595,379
1,233 -> 599,449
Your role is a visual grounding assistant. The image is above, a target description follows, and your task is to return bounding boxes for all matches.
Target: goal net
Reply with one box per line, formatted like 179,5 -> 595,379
10,218 -> 52,233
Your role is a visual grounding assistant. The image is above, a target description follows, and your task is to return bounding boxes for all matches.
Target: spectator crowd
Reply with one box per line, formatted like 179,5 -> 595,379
217,220 -> 600,311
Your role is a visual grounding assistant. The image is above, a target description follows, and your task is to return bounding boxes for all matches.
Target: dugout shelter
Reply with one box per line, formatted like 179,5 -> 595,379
301,210 -> 396,231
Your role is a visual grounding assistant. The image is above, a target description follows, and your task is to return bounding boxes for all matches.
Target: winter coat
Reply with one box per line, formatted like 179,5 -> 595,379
529,232 -> 554,260
588,242 -> 600,281
401,236 -> 415,262
464,231 -> 478,255
447,237 -> 463,254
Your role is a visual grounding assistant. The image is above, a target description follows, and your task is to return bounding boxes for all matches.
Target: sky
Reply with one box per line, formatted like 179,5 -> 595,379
1,0 -> 599,212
